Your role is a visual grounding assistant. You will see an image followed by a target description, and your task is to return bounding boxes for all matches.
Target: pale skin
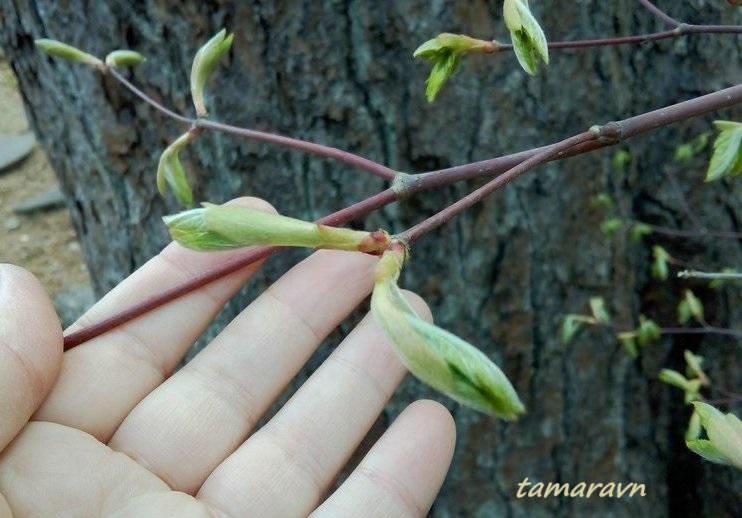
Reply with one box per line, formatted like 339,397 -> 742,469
0,197 -> 456,517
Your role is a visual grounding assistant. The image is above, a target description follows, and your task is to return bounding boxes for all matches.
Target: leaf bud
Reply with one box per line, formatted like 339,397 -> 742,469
35,39 -> 103,69
190,29 -> 234,117
372,246 -> 525,419
164,203 -> 390,253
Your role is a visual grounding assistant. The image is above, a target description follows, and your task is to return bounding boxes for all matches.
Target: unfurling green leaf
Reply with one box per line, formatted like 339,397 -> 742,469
611,149 -> 631,173
35,39 -> 103,68
705,120 -> 742,182
683,379 -> 702,404
589,297 -> 610,325
673,132 -> 709,163
190,29 -> 234,117
617,332 -> 638,358
683,290 -> 704,324
630,223 -> 652,243
105,50 -> 146,68
686,407 -> 702,441
413,33 -> 498,102
589,193 -> 614,210
503,0 -> 549,75
372,247 -> 525,419
677,299 -> 691,325
659,369 -> 691,391
157,133 -> 194,207
686,402 -> 742,470
164,203 -> 390,253
651,245 -> 671,280
600,217 -> 623,238
637,315 -> 660,346
659,368 -> 702,403
684,350 -> 709,386
561,315 -> 584,344
424,51 -> 461,103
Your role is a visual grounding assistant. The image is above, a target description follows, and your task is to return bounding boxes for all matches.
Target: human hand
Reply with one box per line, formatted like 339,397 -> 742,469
0,198 -> 455,517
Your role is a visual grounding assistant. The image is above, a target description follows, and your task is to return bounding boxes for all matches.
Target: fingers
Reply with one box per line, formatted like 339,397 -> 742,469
34,197 -> 273,441
196,292 -> 432,516
311,400 -> 456,518
0,265 -> 62,451
108,249 -> 378,494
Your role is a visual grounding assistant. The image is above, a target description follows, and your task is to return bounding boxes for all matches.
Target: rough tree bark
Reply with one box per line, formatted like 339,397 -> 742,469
1,1 -> 740,516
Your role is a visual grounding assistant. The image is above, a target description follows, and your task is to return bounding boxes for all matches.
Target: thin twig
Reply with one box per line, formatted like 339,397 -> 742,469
63,188 -> 398,349
195,119 -> 397,181
495,24 -> 742,53
636,0 -> 682,27
678,270 -> 742,281
631,221 -> 742,240
107,67 -> 191,124
107,68 -> 396,181
399,130 -> 600,242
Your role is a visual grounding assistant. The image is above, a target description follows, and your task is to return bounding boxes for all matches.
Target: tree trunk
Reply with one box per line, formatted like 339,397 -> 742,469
2,1 -> 740,515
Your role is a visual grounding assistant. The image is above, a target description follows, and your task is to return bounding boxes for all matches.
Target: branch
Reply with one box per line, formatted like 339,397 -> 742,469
64,79 -> 742,349
399,130 -> 600,242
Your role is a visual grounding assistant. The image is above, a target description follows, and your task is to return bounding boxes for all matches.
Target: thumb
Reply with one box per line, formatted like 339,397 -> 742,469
0,264 -> 63,451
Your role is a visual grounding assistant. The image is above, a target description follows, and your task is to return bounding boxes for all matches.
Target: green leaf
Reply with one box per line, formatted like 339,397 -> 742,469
589,193 -> 614,210
686,402 -> 742,470
683,379 -> 702,404
686,408 -> 702,441
600,218 -> 623,238
589,297 -> 610,325
674,132 -> 709,163
684,289 -> 704,323
637,315 -> 660,346
413,33 -> 498,102
705,120 -> 742,182
630,223 -> 653,243
561,315 -> 583,344
105,50 -> 146,68
35,39 -> 103,68
156,133 -> 194,207
684,350 -> 709,386
611,149 -> 631,174
190,29 -> 234,117
658,369 -> 690,391
677,299 -> 691,325
617,332 -> 638,358
372,248 -> 525,420
503,0 -> 549,75
651,245 -> 670,280
425,51 -> 461,102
